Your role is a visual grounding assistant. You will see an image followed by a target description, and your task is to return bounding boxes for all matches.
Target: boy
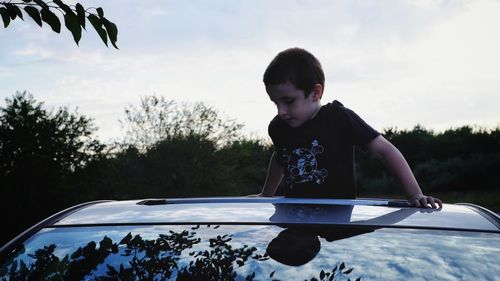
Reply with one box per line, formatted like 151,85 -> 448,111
257,48 -> 442,209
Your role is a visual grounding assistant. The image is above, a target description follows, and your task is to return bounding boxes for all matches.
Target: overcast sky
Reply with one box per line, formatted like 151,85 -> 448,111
1,0 -> 499,142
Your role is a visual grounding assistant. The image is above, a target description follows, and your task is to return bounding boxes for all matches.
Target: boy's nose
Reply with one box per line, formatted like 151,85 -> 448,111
277,106 -> 287,118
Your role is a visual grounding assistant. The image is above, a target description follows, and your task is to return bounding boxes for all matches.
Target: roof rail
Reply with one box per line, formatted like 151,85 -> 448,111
136,197 -> 411,208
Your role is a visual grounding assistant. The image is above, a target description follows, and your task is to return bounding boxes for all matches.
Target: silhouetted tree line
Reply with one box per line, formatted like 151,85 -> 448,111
355,125 -> 500,194
1,92 -> 499,246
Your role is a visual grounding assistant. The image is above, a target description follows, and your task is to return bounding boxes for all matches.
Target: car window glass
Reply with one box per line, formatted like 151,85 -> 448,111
1,225 -> 499,280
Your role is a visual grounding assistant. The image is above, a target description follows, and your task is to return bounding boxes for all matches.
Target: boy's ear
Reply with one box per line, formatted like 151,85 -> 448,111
311,84 -> 323,101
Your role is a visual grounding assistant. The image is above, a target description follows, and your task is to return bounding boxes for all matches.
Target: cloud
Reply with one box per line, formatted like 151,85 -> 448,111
44,46 -> 272,140
1,0 -> 499,142
314,0 -> 500,131
136,6 -> 168,16
14,44 -> 55,59
0,67 -> 11,78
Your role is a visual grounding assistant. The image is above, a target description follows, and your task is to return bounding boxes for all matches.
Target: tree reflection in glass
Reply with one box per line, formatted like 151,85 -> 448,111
0,225 -> 361,281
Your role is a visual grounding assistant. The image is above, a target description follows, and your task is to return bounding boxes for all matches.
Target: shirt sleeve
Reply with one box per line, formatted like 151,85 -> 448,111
330,101 -> 380,148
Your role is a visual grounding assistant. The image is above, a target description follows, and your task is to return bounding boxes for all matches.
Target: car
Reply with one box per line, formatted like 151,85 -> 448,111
0,197 -> 499,280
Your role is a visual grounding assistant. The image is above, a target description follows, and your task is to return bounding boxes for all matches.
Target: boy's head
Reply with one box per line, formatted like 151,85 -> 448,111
263,47 -> 325,96
264,48 -> 325,128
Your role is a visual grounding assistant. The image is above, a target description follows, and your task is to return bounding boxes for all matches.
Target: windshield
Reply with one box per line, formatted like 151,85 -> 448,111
1,225 -> 499,280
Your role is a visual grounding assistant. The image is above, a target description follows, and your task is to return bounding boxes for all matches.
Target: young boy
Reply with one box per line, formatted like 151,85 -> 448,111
257,47 -> 442,209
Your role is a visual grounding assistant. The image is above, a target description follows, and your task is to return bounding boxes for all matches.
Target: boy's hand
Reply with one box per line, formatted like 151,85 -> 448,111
408,194 -> 442,209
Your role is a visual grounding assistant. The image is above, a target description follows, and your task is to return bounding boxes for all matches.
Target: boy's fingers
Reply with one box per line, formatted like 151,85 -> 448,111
426,196 -> 444,209
418,197 -> 431,208
410,199 -> 421,208
427,197 -> 437,208
433,197 -> 443,208
419,196 -> 442,209
409,194 -> 443,209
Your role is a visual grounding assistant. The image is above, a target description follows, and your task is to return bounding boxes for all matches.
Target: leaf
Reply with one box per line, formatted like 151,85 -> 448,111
0,7 -> 10,27
270,271 -> 275,278
56,2 -> 82,45
344,268 -> 353,275
75,3 -> 85,29
87,13 -> 107,46
24,6 -> 42,27
41,8 -> 61,33
96,7 -> 104,18
339,262 -> 345,270
4,4 -> 15,20
99,236 -> 113,249
106,264 -> 118,275
33,0 -> 49,10
119,232 -> 133,244
53,0 -> 72,14
102,18 -> 118,48
64,12 -> 81,44
70,247 -> 83,259
320,270 -> 325,280
5,3 -> 23,20
14,5 -> 24,20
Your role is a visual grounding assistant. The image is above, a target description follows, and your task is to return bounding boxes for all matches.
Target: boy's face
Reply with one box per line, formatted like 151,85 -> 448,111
267,82 -> 322,128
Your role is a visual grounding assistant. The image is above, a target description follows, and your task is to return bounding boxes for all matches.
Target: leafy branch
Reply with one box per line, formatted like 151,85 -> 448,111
0,0 -> 118,48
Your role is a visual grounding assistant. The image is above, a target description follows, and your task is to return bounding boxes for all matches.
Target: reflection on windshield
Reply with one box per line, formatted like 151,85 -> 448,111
264,203 -> 416,269
0,225 -> 360,281
266,225 -> 373,267
1,223 -> 499,280
268,203 -> 432,226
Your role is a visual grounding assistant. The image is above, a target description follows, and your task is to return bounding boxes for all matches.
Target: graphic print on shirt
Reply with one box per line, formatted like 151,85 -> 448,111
281,140 -> 328,185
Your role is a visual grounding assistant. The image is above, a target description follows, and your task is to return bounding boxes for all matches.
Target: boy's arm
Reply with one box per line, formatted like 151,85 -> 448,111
366,135 -> 442,208
258,151 -> 284,197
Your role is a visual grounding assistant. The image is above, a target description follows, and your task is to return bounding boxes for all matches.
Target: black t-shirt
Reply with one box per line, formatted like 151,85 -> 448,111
268,100 -> 380,198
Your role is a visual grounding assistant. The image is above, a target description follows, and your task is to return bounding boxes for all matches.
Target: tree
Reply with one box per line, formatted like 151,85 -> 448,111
217,139 -> 273,195
356,125 -> 500,197
121,95 -> 244,151
0,0 -> 118,48
0,91 -> 103,177
74,95 -> 253,199
0,91 -> 105,245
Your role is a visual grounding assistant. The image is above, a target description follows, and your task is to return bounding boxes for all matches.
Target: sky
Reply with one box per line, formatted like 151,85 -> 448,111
1,0 -> 499,143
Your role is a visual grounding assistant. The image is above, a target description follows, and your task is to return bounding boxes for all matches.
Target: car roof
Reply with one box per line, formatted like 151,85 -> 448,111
51,197 -> 499,233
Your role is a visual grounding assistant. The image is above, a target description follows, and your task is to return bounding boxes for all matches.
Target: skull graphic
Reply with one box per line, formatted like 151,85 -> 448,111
282,140 -> 328,185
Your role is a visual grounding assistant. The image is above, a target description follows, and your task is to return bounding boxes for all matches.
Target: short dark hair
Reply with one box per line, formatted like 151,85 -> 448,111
263,48 -> 325,96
